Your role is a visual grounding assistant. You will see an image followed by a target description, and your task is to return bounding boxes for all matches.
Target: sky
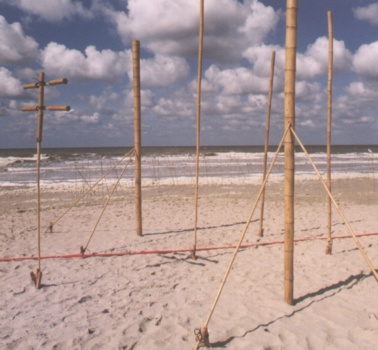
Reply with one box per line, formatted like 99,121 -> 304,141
0,0 -> 378,148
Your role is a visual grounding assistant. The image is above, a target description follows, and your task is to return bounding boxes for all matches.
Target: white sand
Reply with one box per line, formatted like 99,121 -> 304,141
1,178 -> 378,349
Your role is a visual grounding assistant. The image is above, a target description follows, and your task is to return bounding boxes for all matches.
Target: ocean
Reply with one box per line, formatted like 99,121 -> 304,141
0,145 -> 376,187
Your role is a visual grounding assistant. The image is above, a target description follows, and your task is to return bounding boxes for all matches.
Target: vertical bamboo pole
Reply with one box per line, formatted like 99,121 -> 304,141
132,40 -> 142,236
192,0 -> 204,258
259,50 -> 276,237
284,0 -> 298,305
35,71 -> 45,289
326,11 -> 333,255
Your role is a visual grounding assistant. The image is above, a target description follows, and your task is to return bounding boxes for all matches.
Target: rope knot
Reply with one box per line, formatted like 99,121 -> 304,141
194,327 -> 210,347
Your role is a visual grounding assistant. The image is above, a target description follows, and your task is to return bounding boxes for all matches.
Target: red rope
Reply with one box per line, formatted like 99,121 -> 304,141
1,232 -> 377,263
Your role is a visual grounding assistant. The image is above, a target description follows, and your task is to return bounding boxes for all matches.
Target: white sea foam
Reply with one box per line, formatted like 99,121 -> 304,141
0,147 -> 376,187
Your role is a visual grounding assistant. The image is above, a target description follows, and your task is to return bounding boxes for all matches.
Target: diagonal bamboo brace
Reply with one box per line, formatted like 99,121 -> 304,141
290,127 -> 378,281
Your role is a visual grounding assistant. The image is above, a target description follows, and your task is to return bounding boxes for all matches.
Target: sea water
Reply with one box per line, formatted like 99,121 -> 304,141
0,145 -> 376,187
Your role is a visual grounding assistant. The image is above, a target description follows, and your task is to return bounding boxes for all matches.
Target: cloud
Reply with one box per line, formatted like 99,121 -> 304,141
41,42 -> 189,87
332,80 -> 378,130
41,43 -> 129,81
346,81 -> 378,101
152,88 -> 194,119
297,37 -> 352,80
103,0 -> 279,62
353,3 -> 378,26
204,64 -> 270,95
140,55 -> 189,88
51,110 -> 100,125
79,112 -> 100,124
0,16 -> 38,66
353,41 -> 378,79
0,68 -> 24,98
243,44 -> 285,89
5,0 -> 93,22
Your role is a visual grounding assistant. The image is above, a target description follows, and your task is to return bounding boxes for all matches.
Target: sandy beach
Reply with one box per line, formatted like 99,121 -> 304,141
1,175 -> 378,349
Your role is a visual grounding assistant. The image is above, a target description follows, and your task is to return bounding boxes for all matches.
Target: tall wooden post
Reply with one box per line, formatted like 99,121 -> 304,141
284,0 -> 298,305
132,40 -> 143,237
35,71 -> 45,289
326,11 -> 333,254
259,50 -> 276,237
21,72 -> 70,289
192,0 -> 204,258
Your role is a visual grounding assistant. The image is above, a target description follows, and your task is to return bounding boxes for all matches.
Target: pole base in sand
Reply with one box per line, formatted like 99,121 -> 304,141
31,269 -> 42,289
325,242 -> 333,255
194,326 -> 209,348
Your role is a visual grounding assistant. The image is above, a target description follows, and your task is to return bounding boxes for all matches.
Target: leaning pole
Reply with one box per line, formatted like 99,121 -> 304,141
284,0 -> 298,305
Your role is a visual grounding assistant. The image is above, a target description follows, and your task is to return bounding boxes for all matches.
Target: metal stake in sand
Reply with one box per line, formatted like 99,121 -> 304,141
132,40 -> 143,237
326,11 -> 334,255
192,0 -> 204,259
284,0 -> 298,306
21,72 -> 70,289
259,50 -> 276,237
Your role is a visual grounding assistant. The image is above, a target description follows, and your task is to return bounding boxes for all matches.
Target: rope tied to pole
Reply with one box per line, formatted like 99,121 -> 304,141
45,148 -> 135,235
80,151 -> 135,254
194,327 -> 210,348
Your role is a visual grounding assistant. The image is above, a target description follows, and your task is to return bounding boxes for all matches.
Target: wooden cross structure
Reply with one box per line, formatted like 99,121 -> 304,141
21,71 -> 70,289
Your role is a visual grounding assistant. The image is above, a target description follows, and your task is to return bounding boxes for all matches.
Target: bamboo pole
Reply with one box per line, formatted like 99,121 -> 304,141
291,127 -> 378,281
192,0 -> 204,259
34,71 -> 45,289
284,0 -> 298,306
21,72 -> 69,289
193,126 -> 291,350
259,50 -> 276,237
132,40 -> 142,237
326,11 -> 334,255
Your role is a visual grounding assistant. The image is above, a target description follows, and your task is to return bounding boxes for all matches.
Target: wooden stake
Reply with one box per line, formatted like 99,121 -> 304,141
259,50 -> 276,237
284,0 -> 298,306
132,40 -> 143,237
193,0 -> 204,258
326,11 -> 334,255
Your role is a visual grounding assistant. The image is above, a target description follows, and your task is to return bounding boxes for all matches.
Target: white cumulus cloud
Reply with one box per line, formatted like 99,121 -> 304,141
0,68 -> 24,98
103,0 -> 279,63
353,41 -> 378,79
0,16 -> 38,66
297,37 -> 352,80
41,43 -> 129,81
140,55 -> 190,88
353,3 -> 378,26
